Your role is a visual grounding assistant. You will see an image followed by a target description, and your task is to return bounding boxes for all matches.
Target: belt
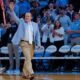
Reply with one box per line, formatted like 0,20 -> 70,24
21,40 -> 29,42
21,40 -> 34,44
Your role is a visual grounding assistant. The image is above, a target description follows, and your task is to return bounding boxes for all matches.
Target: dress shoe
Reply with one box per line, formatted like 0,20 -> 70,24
22,73 -> 30,79
29,74 -> 35,80
22,74 -> 35,80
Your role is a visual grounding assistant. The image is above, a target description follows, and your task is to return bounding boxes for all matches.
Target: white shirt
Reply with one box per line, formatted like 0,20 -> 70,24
41,24 -> 54,43
23,22 -> 33,44
54,27 -> 64,41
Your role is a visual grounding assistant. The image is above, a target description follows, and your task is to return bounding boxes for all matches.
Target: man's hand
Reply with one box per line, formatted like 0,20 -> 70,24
9,2 -> 14,11
66,30 -> 74,34
1,23 -> 6,27
6,23 -> 11,29
52,30 -> 58,36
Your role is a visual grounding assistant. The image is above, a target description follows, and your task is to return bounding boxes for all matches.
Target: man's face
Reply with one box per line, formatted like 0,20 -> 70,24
74,14 -> 80,20
25,13 -> 32,23
49,3 -> 54,9
59,9 -> 65,15
48,21 -> 51,25
69,4 -> 74,11
9,2 -> 14,8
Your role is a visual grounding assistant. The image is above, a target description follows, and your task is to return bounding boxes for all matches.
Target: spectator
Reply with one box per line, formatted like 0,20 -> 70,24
36,15 -> 43,39
40,7 -> 48,17
66,4 -> 74,20
66,12 -> 80,45
47,2 -> 57,21
69,0 -> 80,12
41,19 -> 54,48
55,7 -> 72,30
52,20 -> 64,49
30,8 -> 37,22
55,7 -> 72,44
52,21 -> 65,71
5,16 -> 20,75
8,1 -> 19,17
31,1 -> 41,15
41,10 -> 51,24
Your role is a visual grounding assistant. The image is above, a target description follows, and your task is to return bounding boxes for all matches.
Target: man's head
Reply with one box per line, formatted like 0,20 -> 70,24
47,18 -> 52,25
24,13 -> 32,23
73,12 -> 80,20
9,0 -> 15,11
59,7 -> 66,16
48,3 -> 54,10
9,0 -> 15,4
69,4 -> 74,11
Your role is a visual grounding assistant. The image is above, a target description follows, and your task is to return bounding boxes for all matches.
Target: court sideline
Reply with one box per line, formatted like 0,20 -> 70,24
0,74 -> 80,80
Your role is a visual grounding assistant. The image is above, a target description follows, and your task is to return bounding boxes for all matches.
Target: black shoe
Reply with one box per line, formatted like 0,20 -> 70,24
30,74 -> 35,80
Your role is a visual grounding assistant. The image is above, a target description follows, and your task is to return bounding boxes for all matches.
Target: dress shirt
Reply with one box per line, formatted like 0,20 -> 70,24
23,22 -> 33,44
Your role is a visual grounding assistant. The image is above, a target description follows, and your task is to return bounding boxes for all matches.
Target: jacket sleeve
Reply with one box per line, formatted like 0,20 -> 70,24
9,11 -> 20,25
36,24 -> 41,46
11,22 -> 23,45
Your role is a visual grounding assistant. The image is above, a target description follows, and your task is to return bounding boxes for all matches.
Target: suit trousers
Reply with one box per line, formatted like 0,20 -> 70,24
7,43 -> 20,69
20,41 -> 34,76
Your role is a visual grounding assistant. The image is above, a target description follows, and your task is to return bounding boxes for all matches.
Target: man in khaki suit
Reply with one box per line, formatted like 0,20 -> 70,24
9,1 -> 41,79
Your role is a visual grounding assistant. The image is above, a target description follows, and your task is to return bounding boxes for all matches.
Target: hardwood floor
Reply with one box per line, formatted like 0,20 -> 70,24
0,74 -> 80,80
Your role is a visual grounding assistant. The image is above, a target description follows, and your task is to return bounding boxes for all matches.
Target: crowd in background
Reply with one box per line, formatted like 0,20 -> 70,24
0,0 -> 80,74
0,0 -> 80,50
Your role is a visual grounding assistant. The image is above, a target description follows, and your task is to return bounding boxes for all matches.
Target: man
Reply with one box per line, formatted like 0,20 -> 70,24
55,7 -> 72,44
66,4 -> 74,20
66,12 -> 80,44
9,1 -> 41,79
41,19 -> 54,48
69,0 -> 80,12
5,16 -> 20,75
47,2 -> 57,21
